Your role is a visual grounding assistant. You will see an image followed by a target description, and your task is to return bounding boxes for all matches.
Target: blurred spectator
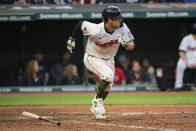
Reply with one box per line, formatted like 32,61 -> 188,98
54,0 -> 71,4
141,56 -> 156,84
72,0 -> 96,4
14,0 -> 27,5
96,67 -> 126,85
175,23 -> 196,91
18,60 -> 44,86
50,52 -> 70,85
58,64 -> 81,85
126,0 -> 140,3
34,49 -> 49,86
117,54 -> 130,81
27,0 -> 46,4
163,0 -> 184,2
184,0 -> 196,3
26,0 -> 55,4
96,0 -> 127,3
140,0 -> 162,3
127,60 -> 150,85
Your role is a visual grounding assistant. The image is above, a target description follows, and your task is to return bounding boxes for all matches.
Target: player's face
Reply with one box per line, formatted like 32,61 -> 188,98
111,18 -> 122,28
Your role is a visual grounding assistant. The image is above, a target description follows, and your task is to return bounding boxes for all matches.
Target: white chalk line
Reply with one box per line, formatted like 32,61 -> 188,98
120,112 -> 196,116
62,120 -> 177,131
59,111 -> 196,116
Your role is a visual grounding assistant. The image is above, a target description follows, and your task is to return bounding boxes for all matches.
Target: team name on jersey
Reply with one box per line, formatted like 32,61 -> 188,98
187,45 -> 196,51
95,40 -> 118,47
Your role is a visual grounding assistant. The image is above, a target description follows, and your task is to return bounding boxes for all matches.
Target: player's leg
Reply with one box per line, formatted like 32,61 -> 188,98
175,58 -> 187,90
102,59 -> 115,101
84,53 -> 114,98
83,53 -> 114,119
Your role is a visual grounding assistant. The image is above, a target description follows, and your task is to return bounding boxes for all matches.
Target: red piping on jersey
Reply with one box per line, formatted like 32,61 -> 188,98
95,40 -> 118,47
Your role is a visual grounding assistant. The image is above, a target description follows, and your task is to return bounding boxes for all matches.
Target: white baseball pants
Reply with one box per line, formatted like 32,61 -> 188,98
175,58 -> 186,89
83,53 -> 115,85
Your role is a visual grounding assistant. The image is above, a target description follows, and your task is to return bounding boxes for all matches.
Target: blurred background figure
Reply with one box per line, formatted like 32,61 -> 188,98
34,49 -> 49,86
183,0 -> 196,3
113,67 -> 126,85
14,0 -> 27,5
117,54 -> 130,82
50,52 -> 71,85
72,0 -> 96,4
54,0 -> 71,4
18,60 -> 44,86
25,60 -> 44,86
139,0 -> 162,3
96,0 -> 127,3
141,56 -> 156,84
27,0 -> 47,4
95,67 -> 126,85
175,23 -> 196,91
59,64 -> 81,85
127,59 -> 150,85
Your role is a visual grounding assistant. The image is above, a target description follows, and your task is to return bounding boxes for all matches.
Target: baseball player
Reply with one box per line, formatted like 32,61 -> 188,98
66,6 -> 135,119
175,23 -> 196,91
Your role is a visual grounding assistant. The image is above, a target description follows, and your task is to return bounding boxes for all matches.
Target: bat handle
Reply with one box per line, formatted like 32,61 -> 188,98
39,117 -> 61,126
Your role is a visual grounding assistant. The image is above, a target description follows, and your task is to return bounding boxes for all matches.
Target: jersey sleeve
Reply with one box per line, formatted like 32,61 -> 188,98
179,37 -> 189,52
120,23 -> 134,42
81,21 -> 100,36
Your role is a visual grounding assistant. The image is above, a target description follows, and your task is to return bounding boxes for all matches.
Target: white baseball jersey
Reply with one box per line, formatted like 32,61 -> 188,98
81,21 -> 134,60
175,34 -> 196,88
179,34 -> 196,64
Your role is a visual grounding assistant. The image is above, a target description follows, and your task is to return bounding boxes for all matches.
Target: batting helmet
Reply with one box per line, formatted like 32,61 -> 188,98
102,6 -> 123,22
191,23 -> 196,35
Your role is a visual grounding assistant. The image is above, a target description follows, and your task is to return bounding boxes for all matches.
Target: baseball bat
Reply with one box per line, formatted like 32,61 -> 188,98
22,111 -> 60,126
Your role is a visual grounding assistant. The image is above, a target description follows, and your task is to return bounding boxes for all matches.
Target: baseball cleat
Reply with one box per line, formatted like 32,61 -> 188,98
90,97 -> 106,120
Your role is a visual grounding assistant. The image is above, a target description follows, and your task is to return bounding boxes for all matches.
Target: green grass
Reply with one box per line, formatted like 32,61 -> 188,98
0,94 -> 196,106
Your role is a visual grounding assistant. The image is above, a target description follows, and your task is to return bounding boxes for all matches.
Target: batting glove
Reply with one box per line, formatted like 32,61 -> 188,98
67,36 -> 75,54
118,35 -> 128,47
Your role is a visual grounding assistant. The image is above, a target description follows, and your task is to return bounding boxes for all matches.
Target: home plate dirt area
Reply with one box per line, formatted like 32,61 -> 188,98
0,105 -> 196,131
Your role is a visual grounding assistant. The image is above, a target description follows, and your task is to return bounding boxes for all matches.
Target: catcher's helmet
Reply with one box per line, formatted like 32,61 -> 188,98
191,23 -> 196,35
102,6 -> 123,22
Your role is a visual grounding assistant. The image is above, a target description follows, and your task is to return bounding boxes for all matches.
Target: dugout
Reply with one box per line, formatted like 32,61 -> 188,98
0,4 -> 196,91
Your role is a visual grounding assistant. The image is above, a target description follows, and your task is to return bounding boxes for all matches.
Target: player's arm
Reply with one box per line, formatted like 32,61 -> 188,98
118,23 -> 135,51
67,21 -> 83,53
178,37 -> 194,68
118,36 -> 135,51
124,40 -> 135,51
67,21 -> 99,53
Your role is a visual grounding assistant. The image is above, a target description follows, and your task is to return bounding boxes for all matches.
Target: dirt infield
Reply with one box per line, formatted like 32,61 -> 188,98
0,105 -> 196,131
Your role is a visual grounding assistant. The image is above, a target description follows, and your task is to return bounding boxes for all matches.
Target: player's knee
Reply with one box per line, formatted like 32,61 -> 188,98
99,80 -> 110,90
102,71 -> 114,82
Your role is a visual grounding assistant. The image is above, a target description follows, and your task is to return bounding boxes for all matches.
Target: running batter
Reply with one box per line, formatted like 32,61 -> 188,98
175,23 -> 196,91
67,6 -> 135,119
